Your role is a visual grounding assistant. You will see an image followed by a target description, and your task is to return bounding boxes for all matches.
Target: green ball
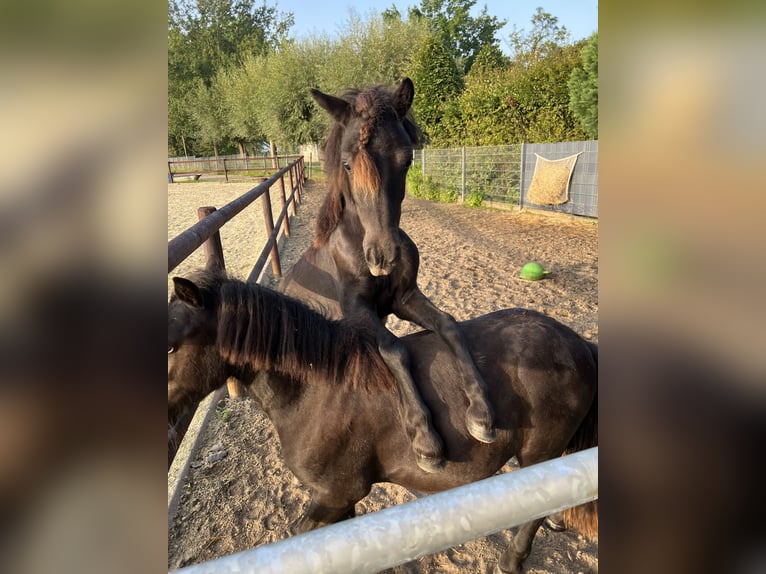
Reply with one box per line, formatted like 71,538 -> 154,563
520,262 -> 550,281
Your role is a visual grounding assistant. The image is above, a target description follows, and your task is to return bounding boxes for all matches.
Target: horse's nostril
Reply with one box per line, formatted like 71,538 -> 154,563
365,247 -> 381,267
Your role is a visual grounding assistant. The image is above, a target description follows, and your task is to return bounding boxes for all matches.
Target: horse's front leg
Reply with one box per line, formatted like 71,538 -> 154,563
373,322 -> 446,472
394,288 -> 496,444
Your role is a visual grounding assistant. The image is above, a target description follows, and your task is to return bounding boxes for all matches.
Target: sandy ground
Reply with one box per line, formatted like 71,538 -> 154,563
168,179 -> 598,573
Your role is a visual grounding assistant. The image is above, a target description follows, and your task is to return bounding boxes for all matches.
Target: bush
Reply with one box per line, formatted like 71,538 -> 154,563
466,190 -> 484,207
407,167 -> 459,204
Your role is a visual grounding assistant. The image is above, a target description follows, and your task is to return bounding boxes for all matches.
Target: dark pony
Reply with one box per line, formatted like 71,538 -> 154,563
279,79 -> 496,473
168,271 -> 598,574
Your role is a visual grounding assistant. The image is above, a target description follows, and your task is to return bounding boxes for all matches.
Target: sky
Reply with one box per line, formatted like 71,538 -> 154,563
275,0 -> 598,52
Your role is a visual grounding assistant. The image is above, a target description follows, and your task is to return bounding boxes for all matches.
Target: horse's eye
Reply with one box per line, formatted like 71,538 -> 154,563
168,346 -> 176,355
342,160 -> 352,173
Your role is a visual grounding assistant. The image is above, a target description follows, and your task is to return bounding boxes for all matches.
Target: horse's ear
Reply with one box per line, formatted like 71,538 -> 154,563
173,277 -> 204,308
394,77 -> 415,118
311,88 -> 350,123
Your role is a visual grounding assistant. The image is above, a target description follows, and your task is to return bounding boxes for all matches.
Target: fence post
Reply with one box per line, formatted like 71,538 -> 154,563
309,152 -> 312,180
223,158 -> 229,183
260,187 -> 282,278
288,165 -> 297,216
278,173 -> 291,237
519,143 -> 525,211
195,207 -> 245,399
297,158 -> 304,203
196,206 -> 226,271
461,146 -> 466,203
168,161 -> 174,184
422,148 -> 426,178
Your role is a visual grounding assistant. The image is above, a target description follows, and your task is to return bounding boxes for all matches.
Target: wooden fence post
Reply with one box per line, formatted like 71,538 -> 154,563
278,173 -> 291,237
288,166 -> 297,216
295,158 -> 306,205
223,158 -> 229,183
195,206 -> 245,398
260,187 -> 282,277
197,206 -> 226,271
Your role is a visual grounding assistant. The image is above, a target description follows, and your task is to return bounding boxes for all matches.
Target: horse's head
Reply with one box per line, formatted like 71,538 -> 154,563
312,78 -> 418,276
168,274 -> 228,414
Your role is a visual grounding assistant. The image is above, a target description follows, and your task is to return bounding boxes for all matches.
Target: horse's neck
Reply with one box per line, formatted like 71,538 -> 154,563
246,370 -> 300,412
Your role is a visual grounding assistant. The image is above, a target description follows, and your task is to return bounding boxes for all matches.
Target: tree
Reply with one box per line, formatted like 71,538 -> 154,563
408,0 -> 505,74
508,7 -> 570,67
568,32 -> 598,139
169,0 -> 293,82
188,79 -> 230,157
321,10 -> 428,92
215,66 -> 266,155
243,43 -> 324,150
168,0 -> 294,155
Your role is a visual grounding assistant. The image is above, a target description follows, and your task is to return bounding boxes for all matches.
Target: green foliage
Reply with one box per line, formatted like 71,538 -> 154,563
444,34 -> 589,146
216,404 -> 232,421
316,11 -> 428,92
507,42 -> 589,142
410,34 -> 464,144
466,190 -> 484,207
168,3 -> 596,157
168,0 -> 294,155
409,0 -> 506,74
471,43 -> 509,72
189,79 -> 230,155
568,32 -> 598,139
508,7 -> 570,67
237,43 -> 323,148
406,168 -> 458,203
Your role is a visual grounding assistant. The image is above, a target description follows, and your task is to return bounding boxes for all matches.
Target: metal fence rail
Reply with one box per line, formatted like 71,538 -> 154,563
171,447 -> 598,574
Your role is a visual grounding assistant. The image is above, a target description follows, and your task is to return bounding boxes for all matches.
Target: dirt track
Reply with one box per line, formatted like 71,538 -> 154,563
168,179 -> 598,573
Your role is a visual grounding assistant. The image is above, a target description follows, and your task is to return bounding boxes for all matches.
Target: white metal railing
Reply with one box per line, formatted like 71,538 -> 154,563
170,447 -> 598,574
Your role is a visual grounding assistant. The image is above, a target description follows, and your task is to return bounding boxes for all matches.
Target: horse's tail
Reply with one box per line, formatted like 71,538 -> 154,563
561,340 -> 598,539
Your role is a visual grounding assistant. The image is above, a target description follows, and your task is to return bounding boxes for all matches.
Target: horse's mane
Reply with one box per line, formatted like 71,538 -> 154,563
314,84 -> 421,248
195,270 -> 395,393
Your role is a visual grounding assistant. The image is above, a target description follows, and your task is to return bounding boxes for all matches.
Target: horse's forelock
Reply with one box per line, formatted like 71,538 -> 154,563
354,88 -> 386,149
353,148 -> 380,197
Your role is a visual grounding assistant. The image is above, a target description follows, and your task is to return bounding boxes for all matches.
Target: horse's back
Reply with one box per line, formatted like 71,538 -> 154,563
401,309 -> 597,470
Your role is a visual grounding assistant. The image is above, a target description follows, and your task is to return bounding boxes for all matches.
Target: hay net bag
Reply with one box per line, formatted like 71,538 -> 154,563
526,153 -> 581,205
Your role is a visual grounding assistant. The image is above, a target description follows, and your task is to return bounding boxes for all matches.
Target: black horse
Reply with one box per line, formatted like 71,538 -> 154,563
167,271 -> 598,574
280,78 -> 494,472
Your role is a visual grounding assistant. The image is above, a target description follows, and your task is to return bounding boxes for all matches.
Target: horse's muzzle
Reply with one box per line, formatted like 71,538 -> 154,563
365,244 -> 401,277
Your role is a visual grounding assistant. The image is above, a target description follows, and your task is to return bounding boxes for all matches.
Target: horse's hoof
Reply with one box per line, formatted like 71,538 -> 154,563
416,454 -> 445,473
467,420 -> 496,444
544,514 -> 566,532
